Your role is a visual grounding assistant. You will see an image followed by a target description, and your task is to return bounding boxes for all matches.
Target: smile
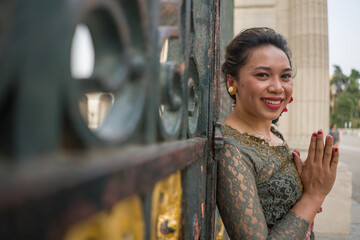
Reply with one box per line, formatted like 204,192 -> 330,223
262,99 -> 281,105
261,98 -> 283,110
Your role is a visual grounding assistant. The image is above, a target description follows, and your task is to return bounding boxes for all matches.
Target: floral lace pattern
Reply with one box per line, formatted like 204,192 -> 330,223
217,125 -> 312,239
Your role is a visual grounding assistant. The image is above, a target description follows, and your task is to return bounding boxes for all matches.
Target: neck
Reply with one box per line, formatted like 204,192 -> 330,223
233,108 -> 272,139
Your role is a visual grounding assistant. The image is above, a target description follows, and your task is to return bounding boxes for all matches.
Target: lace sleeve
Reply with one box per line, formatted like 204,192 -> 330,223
216,143 -> 310,240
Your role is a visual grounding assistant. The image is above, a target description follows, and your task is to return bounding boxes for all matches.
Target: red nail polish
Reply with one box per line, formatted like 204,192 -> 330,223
289,97 -> 293,103
283,107 -> 288,112
335,148 -> 338,152
313,133 -> 317,137
318,130 -> 322,135
292,152 -> 295,158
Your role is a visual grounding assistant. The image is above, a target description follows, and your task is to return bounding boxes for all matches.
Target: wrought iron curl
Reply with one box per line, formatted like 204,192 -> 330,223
67,0 -> 148,145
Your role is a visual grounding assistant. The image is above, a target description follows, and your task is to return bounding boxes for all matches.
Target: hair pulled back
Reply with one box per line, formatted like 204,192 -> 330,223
222,27 -> 292,101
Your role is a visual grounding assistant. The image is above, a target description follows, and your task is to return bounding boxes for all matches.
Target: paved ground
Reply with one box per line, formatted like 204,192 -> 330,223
340,134 -> 360,203
316,133 -> 360,240
316,200 -> 360,240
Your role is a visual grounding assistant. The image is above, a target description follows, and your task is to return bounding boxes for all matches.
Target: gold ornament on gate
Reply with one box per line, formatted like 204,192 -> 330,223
151,171 -> 182,240
63,195 -> 144,240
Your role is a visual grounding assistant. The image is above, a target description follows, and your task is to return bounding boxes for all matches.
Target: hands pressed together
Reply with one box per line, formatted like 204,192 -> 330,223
292,129 -> 339,208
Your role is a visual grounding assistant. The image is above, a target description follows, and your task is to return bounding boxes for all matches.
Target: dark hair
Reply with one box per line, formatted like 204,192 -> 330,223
222,27 -> 292,124
222,27 -> 292,101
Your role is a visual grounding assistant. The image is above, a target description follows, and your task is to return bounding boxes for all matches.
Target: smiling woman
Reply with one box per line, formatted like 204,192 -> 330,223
217,28 -> 339,240
227,45 -> 293,129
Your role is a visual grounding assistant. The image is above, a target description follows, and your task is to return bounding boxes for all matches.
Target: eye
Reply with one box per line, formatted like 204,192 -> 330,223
281,73 -> 292,80
256,73 -> 269,78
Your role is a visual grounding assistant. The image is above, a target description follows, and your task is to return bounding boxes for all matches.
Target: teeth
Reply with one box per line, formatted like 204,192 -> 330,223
262,99 -> 281,105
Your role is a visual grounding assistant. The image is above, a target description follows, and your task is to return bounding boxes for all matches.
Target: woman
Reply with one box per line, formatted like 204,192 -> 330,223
217,28 -> 338,239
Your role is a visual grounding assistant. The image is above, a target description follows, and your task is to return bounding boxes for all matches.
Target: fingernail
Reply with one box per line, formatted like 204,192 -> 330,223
292,152 -> 295,158
318,129 -> 323,135
289,97 -> 293,103
335,148 -> 338,152
313,133 -> 317,137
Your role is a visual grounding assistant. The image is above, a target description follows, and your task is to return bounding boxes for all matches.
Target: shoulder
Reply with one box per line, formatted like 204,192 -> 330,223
221,124 -> 266,144
220,124 -> 247,144
219,125 -> 271,173
219,125 -> 255,163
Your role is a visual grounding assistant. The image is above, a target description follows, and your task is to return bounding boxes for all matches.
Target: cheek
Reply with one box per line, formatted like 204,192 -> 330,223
284,82 -> 293,96
244,79 -> 265,90
240,83 -> 260,96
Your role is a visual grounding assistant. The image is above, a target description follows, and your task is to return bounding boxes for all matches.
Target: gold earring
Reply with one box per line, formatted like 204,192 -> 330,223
228,86 -> 237,95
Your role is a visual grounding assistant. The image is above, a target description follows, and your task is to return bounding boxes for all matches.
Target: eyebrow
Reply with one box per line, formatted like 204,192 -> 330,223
254,66 -> 293,72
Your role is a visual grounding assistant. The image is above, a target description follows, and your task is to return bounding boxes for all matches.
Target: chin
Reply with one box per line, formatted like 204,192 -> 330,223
265,113 -> 281,121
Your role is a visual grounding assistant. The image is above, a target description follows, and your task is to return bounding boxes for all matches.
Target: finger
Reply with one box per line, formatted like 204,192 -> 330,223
307,132 -> 317,164
315,129 -> 324,163
330,147 -> 339,173
294,149 -> 305,167
292,152 -> 302,175
323,135 -> 333,167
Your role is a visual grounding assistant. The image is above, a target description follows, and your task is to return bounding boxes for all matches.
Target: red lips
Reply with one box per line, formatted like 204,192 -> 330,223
261,97 -> 284,110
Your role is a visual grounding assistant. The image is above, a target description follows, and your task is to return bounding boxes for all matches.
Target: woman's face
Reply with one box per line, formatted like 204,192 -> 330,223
229,45 -> 293,121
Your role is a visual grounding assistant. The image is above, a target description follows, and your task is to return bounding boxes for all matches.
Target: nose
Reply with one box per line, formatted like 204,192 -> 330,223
268,77 -> 283,93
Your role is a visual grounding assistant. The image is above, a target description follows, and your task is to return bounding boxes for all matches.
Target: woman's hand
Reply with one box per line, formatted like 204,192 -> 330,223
292,148 -> 322,213
292,149 -> 303,176
299,130 -> 339,204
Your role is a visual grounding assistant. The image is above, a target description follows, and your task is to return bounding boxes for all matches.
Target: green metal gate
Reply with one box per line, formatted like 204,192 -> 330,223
0,0 -> 233,239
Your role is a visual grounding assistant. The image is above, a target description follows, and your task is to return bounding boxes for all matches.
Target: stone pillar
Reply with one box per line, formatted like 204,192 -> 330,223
281,0 -> 329,153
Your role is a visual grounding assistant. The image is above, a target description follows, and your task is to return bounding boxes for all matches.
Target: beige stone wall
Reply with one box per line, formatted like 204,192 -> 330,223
234,0 -> 278,31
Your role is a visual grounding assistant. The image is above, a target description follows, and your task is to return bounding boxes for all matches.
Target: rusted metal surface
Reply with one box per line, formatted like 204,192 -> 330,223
0,138 -> 205,239
0,0 -> 233,239
0,138 -> 206,209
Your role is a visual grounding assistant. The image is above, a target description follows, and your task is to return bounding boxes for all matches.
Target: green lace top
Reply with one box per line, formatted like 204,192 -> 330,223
217,124 -> 313,240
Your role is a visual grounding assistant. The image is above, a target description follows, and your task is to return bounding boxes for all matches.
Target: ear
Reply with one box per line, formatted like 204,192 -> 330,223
226,74 -> 236,89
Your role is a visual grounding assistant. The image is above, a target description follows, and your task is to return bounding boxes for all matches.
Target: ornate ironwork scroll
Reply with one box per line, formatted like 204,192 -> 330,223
158,0 -> 187,140
0,0 -> 234,239
67,0 -> 148,145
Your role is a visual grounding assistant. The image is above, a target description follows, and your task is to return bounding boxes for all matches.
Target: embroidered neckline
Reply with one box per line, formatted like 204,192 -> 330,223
221,124 -> 287,148
221,124 -> 303,191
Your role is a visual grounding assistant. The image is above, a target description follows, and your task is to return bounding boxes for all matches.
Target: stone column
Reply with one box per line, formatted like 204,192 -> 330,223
283,1 -> 352,235
280,0 -> 329,153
